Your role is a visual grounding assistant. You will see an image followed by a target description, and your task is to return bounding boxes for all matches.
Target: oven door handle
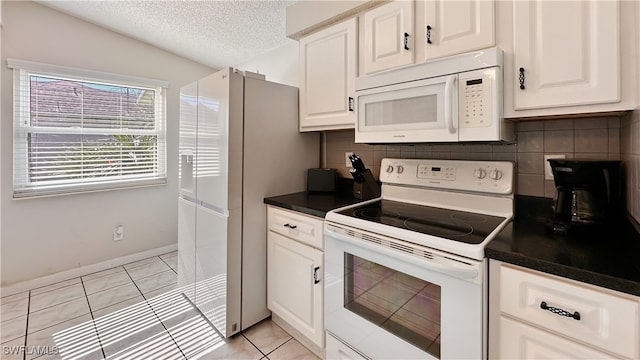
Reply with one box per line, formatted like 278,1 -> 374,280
325,227 -> 478,280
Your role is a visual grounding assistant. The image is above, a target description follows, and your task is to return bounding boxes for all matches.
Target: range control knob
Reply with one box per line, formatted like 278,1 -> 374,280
473,168 -> 487,179
386,165 -> 395,173
396,165 -> 404,174
490,169 -> 503,180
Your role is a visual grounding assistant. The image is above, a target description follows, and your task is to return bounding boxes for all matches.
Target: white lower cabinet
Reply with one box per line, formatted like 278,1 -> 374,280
267,206 -> 325,350
489,260 -> 640,359
498,316 -> 615,359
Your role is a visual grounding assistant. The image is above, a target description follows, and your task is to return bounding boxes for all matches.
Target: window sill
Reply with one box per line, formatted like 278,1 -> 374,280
13,178 -> 168,199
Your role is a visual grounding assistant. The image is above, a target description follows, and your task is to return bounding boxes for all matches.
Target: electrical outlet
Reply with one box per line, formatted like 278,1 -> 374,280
345,152 -> 354,167
544,155 -> 566,180
113,225 -> 124,241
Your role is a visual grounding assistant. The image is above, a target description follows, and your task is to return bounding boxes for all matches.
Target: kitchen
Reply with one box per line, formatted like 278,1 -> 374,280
1,1 -> 640,359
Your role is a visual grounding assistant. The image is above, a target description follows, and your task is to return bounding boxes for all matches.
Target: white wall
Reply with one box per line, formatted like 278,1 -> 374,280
236,40 -> 299,88
0,1 -> 214,286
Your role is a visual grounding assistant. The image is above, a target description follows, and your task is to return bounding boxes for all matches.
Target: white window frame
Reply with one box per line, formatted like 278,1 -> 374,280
8,59 -> 169,198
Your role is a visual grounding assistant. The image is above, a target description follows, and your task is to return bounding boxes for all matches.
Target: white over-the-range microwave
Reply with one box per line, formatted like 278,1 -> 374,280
355,47 -> 514,144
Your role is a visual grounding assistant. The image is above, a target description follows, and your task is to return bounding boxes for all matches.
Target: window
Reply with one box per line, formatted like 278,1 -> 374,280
9,59 -> 168,198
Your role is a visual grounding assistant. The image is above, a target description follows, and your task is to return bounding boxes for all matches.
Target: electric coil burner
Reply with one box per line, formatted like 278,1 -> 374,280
324,159 -> 514,360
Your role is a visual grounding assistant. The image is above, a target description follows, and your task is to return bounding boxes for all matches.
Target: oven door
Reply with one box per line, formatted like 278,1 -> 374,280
324,223 -> 485,360
355,74 -> 458,144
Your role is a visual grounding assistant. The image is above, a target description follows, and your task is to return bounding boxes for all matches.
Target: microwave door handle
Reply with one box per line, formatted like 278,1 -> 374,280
444,75 -> 457,134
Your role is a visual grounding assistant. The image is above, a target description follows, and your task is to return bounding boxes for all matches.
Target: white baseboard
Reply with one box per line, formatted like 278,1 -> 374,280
0,244 -> 178,297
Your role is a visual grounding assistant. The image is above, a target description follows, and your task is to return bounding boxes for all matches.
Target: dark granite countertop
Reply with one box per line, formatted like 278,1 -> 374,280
264,178 -> 367,218
265,185 -> 640,297
486,196 -> 640,297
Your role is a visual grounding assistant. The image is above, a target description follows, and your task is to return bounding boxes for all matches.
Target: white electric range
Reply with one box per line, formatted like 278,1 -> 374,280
324,158 -> 514,360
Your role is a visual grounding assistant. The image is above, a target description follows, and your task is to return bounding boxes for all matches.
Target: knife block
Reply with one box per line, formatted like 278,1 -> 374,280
353,169 -> 380,200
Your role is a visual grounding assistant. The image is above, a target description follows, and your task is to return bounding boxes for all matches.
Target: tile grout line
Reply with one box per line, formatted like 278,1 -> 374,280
79,276 -> 107,360
264,337 -> 295,358
29,281 -> 80,299
124,253 -> 176,273
240,333 -> 268,358
23,290 -> 30,360
123,257 -> 188,360
130,268 -> 176,285
158,256 -> 178,275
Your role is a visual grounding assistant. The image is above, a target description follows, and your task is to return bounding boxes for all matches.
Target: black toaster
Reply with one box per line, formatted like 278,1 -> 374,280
307,168 -> 337,192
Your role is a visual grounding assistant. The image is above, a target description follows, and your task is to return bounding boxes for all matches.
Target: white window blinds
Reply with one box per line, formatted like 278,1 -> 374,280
9,59 -> 168,198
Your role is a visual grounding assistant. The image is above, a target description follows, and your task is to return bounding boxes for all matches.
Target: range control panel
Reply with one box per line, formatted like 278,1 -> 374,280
380,158 -> 513,195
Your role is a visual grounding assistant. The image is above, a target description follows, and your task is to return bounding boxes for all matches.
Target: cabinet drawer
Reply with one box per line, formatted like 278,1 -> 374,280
498,316 -> 616,359
499,264 -> 639,359
267,206 -> 323,249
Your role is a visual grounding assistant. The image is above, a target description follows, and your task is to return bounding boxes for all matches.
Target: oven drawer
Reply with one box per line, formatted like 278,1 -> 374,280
326,332 -> 368,360
498,263 -> 639,359
267,206 -> 323,250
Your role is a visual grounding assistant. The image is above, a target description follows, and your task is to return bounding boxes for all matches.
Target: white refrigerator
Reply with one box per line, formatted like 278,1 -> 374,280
178,68 -> 319,337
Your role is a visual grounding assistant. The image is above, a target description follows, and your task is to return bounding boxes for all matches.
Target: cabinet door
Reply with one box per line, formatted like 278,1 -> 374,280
268,231 -> 324,347
498,262 -> 639,358
497,316 -> 615,359
361,0 -> 414,75
512,0 -> 619,110
415,0 -> 494,62
299,18 -> 357,132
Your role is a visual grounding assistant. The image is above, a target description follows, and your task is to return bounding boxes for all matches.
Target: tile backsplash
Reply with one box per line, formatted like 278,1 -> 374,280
324,116 -> 623,200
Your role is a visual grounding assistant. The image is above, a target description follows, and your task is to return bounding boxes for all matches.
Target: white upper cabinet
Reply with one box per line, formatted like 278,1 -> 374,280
415,0 -> 495,62
360,1 -> 414,76
512,0 -> 619,111
299,18 -> 357,132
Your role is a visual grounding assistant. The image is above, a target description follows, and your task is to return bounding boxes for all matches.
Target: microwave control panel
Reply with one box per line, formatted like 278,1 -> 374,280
459,69 -> 495,128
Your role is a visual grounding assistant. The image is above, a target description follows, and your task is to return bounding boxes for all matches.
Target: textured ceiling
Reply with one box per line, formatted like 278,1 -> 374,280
38,0 -> 296,69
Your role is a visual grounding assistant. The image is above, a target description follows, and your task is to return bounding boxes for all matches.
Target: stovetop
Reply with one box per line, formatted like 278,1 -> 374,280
326,159 -> 515,260
337,199 -> 507,245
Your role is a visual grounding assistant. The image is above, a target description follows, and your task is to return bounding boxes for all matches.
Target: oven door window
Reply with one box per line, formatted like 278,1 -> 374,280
344,253 -> 441,358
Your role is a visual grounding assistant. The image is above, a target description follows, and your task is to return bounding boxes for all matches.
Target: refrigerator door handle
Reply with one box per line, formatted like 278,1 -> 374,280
198,200 -> 228,216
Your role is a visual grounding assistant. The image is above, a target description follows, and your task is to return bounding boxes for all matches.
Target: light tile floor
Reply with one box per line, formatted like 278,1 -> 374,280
0,251 -> 319,360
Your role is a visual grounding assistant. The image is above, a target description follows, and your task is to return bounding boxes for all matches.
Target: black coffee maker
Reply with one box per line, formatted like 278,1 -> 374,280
547,159 -> 622,235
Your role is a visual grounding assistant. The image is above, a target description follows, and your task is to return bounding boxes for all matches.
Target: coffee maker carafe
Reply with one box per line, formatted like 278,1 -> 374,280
547,159 -> 622,235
